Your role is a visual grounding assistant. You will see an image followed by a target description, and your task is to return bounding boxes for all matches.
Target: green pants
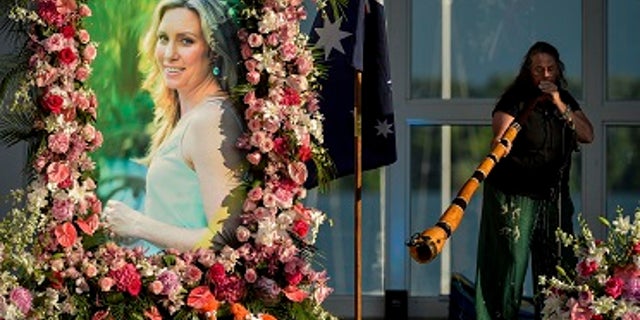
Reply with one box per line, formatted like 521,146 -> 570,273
474,182 -> 575,320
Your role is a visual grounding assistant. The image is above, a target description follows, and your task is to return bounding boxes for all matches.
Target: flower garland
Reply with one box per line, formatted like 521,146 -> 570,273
539,209 -> 640,319
0,0 -> 337,319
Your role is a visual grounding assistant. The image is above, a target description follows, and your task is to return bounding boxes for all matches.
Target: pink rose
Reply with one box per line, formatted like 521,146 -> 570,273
56,0 -> 77,15
246,70 -> 261,85
184,265 -> 203,284
75,65 -> 91,81
244,268 -> 257,283
78,4 -> 92,17
240,43 -> 252,59
247,186 -> 263,201
280,41 -> 298,61
44,33 -> 65,52
296,55 -> 313,76
259,137 -> 274,153
244,58 -> 259,72
235,226 -> 251,242
99,277 -> 115,292
84,264 -> 98,278
246,152 -> 261,165
247,33 -> 263,48
266,33 -> 279,47
35,64 -> 59,87
148,280 -> 163,295
82,43 -> 97,62
77,29 -> 90,44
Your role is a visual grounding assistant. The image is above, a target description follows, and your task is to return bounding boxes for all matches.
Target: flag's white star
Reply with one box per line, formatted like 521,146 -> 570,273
375,119 -> 394,138
314,16 -> 352,60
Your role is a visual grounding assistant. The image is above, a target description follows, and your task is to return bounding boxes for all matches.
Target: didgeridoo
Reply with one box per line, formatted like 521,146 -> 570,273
406,121 -> 521,264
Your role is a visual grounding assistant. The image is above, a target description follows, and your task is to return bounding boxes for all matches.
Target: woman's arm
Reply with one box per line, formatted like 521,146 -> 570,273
491,110 -> 515,150
539,80 -> 594,144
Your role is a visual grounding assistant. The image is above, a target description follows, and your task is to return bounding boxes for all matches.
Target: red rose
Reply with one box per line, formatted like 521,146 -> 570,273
61,25 -> 75,38
604,276 -> 624,298
59,47 -> 77,65
108,263 -> 142,296
298,144 -> 312,162
42,93 -> 64,114
292,220 -> 309,238
207,263 -> 226,283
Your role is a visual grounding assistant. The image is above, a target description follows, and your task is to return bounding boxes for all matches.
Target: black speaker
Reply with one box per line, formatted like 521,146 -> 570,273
385,289 -> 408,320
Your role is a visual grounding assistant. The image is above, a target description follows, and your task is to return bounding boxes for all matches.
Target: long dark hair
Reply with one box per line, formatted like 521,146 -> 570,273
501,41 -> 568,102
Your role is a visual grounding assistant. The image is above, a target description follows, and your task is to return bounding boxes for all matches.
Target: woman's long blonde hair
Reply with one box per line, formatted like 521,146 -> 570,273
140,0 -> 241,162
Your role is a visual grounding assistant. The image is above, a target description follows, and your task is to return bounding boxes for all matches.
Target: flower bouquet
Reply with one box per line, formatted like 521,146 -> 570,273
0,0 -> 341,319
539,208 -> 640,319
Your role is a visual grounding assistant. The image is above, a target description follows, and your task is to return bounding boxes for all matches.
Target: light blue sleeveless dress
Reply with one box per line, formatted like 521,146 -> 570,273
139,97 -> 241,255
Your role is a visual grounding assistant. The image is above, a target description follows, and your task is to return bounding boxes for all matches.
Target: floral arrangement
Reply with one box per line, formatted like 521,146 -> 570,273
539,208 -> 640,319
0,0 -> 338,319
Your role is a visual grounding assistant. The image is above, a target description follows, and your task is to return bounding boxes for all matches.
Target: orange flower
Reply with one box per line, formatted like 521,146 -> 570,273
55,221 -> 77,248
230,303 -> 250,320
261,314 -> 277,320
187,286 -> 219,313
144,306 -> 162,320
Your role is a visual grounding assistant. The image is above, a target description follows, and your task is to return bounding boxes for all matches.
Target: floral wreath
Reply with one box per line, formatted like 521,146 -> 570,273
0,0 -> 339,319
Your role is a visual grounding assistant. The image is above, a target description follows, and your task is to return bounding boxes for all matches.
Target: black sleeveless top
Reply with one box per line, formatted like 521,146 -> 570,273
487,89 -> 579,200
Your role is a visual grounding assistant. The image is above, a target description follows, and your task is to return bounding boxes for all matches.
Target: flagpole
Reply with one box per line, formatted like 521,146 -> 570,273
354,70 -> 363,320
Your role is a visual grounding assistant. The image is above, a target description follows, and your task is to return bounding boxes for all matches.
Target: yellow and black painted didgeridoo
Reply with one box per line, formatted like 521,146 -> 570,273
406,121 -> 522,264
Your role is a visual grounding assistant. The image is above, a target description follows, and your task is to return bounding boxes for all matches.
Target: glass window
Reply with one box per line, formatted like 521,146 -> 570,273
410,0 -> 582,99
311,171 -> 385,295
607,1 -> 640,100
606,126 -> 640,215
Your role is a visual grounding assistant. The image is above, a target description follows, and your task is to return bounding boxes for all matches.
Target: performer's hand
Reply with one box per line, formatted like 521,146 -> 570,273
492,137 -> 512,155
103,200 -> 142,239
538,80 -> 562,107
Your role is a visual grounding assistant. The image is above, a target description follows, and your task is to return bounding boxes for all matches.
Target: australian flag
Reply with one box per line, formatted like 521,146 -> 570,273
306,0 -> 397,188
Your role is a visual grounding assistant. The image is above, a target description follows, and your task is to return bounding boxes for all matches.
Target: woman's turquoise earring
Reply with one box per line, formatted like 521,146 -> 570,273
212,66 -> 221,76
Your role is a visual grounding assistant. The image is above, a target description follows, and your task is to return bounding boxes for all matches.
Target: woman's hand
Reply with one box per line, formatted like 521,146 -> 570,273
103,200 -> 142,239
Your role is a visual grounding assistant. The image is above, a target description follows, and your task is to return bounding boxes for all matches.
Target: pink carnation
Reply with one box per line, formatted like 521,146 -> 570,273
108,263 -> 142,296
48,132 -> 70,154
9,287 -> 32,315
157,270 -> 180,295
